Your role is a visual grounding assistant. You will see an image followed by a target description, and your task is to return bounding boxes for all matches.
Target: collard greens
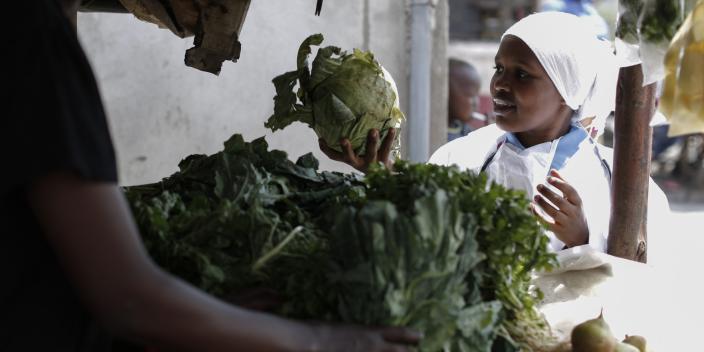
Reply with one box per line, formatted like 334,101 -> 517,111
125,135 -> 556,351
617,0 -> 683,43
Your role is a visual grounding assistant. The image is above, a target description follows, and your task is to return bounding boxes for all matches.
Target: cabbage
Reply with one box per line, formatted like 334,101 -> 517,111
265,34 -> 404,155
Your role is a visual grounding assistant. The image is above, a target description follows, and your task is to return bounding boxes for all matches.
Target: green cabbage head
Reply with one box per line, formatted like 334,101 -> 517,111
265,34 -> 404,155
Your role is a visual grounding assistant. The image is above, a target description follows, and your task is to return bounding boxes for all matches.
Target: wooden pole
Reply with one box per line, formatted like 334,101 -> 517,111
607,64 -> 656,263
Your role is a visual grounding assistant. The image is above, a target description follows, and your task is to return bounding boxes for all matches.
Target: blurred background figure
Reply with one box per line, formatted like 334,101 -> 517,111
651,113 -> 682,164
447,58 -> 487,141
539,0 -> 610,39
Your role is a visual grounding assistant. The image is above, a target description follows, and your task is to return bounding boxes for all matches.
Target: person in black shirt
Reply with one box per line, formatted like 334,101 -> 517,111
1,1 -> 421,351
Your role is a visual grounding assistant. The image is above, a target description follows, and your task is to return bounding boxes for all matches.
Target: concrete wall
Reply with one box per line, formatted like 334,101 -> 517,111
78,0 -> 447,186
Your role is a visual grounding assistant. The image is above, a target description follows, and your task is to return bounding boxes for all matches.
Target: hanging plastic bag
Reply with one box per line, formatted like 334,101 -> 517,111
660,0 -> 704,135
615,0 -> 644,66
615,0 -> 685,85
641,0 -> 685,83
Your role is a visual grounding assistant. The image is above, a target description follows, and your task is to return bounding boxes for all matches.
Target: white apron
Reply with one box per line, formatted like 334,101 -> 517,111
479,125 -> 611,251
430,124 -> 613,252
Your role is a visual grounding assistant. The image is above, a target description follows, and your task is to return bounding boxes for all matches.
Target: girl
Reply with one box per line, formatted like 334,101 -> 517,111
322,12 -> 670,253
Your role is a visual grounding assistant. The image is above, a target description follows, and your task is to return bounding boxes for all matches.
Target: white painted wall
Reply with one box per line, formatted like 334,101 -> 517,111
78,0 -> 447,187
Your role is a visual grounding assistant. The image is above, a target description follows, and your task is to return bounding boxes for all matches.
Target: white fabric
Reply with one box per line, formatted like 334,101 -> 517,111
534,246 -> 702,351
503,12 -> 619,137
428,124 -> 670,254
484,139 -> 556,200
482,137 -> 572,251
429,125 -> 609,252
554,137 -> 611,252
428,124 -> 504,170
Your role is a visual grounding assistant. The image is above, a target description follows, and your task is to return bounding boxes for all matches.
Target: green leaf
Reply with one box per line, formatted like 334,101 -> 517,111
124,134 -> 556,350
296,33 -> 325,89
265,70 -> 314,131
295,153 -> 319,170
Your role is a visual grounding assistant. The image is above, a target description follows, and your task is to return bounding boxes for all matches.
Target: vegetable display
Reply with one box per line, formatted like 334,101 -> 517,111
125,134 -> 557,351
265,34 -> 404,156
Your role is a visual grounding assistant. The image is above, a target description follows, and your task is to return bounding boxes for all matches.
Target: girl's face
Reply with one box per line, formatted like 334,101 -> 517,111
490,35 -> 571,138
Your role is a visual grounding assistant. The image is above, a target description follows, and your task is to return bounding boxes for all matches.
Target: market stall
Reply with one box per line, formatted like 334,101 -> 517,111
73,0 -> 704,350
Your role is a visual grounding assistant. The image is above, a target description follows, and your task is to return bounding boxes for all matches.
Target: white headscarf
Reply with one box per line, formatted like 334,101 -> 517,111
503,12 -> 619,137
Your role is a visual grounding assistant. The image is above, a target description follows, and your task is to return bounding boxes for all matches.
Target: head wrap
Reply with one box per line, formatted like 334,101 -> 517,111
503,12 -> 619,137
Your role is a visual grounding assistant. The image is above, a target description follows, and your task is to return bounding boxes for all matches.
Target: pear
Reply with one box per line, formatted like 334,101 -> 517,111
623,335 -> 648,352
615,342 -> 640,352
571,311 -> 617,352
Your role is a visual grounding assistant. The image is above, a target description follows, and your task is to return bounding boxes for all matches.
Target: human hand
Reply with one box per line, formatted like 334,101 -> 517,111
312,324 -> 422,352
318,128 -> 396,173
531,169 -> 589,248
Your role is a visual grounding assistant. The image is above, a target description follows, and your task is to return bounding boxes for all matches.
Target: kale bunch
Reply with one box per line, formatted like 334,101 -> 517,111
125,134 -> 362,316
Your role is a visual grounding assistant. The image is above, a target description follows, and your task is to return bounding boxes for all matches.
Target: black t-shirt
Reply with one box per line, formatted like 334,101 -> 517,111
1,1 -> 117,350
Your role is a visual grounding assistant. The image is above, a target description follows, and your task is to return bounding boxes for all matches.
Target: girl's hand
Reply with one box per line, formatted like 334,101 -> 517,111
313,324 -> 422,352
319,128 -> 396,173
531,169 -> 589,248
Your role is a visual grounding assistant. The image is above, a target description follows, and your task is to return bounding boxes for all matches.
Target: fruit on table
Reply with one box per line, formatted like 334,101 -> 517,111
615,342 -> 640,352
622,335 -> 648,352
571,312 -> 617,352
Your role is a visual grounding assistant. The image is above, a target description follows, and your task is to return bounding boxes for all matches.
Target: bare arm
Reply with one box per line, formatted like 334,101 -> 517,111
28,172 -> 420,352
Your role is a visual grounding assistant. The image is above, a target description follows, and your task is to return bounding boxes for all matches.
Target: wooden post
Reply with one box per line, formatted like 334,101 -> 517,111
607,64 -> 656,263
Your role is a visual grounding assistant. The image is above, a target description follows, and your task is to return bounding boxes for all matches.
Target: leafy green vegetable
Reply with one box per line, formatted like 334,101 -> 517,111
639,0 -> 683,43
616,0 -> 683,43
125,135 -> 557,351
265,34 -> 404,155
125,134 -> 362,310
323,177 -> 499,351
363,162 -> 558,351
